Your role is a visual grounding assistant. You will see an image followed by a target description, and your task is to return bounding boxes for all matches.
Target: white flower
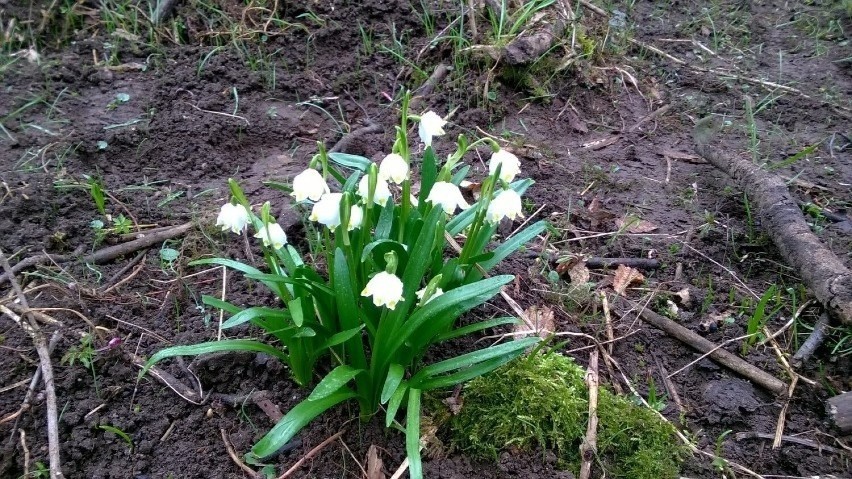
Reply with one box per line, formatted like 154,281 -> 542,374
418,111 -> 446,147
348,205 -> 364,231
489,149 -> 521,183
254,222 -> 288,249
379,153 -> 409,184
310,192 -> 343,228
416,287 -> 444,306
358,175 -> 392,206
291,168 -> 329,202
216,203 -> 250,234
361,272 -> 405,310
426,181 -> 470,215
486,189 -> 524,224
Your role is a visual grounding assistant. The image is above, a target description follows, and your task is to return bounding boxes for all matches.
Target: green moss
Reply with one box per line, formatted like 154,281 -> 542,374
450,352 -> 686,478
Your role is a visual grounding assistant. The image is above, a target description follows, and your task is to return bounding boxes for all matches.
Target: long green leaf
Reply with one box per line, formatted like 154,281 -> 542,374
201,295 -> 242,315
406,389 -> 423,479
333,248 -> 369,391
251,390 -> 357,459
191,258 -> 287,298
308,366 -> 363,401
410,338 -> 537,388
221,306 -> 291,329
375,199 -> 395,239
418,147 -> 437,211
319,326 -> 364,350
381,364 -> 405,404
434,317 -> 519,342
329,152 -> 372,171
141,340 -> 288,376
479,220 -> 547,271
415,355 -> 519,390
385,382 -> 407,427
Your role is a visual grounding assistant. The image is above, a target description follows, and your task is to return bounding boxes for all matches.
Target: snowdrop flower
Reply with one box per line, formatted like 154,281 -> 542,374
358,175 -> 392,206
489,149 -> 521,183
310,193 -> 343,228
216,203 -> 250,234
378,153 -> 409,184
426,181 -> 470,215
416,286 -> 444,306
254,222 -> 288,249
361,272 -> 405,310
486,189 -> 524,224
348,205 -> 364,231
418,111 -> 446,147
291,168 -> 329,202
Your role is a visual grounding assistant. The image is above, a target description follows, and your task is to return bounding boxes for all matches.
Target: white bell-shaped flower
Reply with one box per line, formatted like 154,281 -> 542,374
310,192 -> 343,228
358,175 -> 392,206
348,205 -> 364,231
291,168 -> 329,202
361,271 -> 405,310
486,189 -> 524,224
216,203 -> 250,234
253,222 -> 288,249
489,149 -> 521,183
418,111 -> 446,147
379,153 -> 409,184
416,286 -> 444,306
426,181 -> 470,215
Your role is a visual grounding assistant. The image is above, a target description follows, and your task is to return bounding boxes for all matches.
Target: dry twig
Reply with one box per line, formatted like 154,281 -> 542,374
277,429 -> 346,479
579,350 -> 599,479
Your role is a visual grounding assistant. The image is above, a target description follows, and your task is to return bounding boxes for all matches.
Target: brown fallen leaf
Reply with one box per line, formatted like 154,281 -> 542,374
612,264 -> 644,295
615,216 -> 658,233
565,261 -> 590,285
514,305 -> 556,338
586,196 -> 616,230
366,445 -> 385,479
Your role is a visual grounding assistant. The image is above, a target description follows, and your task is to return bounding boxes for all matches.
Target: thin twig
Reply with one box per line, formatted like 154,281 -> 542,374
220,428 -> 260,478
579,349 -> 599,479
773,376 -> 798,449
735,431 -> 848,455
276,429 -> 346,479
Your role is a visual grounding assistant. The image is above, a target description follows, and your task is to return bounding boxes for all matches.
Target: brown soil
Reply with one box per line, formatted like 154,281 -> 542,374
1,1 -> 850,478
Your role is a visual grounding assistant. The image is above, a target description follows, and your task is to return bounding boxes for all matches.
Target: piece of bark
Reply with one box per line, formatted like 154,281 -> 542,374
827,391 -> 852,434
609,296 -> 788,396
502,9 -> 567,65
694,117 -> 852,325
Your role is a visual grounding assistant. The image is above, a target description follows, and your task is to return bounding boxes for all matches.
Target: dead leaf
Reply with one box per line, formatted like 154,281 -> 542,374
612,264 -> 644,295
366,445 -> 385,479
586,196 -> 616,229
443,395 -> 464,416
582,135 -> 620,150
564,261 -> 590,285
615,216 -> 658,233
514,305 -> 556,338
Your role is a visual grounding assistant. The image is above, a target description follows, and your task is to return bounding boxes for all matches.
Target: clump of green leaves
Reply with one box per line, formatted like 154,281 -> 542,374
451,352 -> 686,478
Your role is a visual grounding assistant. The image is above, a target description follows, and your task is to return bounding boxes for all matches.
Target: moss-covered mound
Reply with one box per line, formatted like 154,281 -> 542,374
450,352 -> 686,478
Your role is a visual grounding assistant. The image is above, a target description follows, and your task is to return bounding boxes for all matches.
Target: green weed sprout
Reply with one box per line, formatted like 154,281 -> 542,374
141,92 -> 547,477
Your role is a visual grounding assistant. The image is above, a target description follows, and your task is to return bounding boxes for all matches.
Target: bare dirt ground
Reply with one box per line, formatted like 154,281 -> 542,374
1,1 -> 850,478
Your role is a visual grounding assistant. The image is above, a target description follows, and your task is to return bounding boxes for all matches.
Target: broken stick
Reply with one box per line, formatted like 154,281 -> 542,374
609,295 -> 787,396
694,118 -> 852,326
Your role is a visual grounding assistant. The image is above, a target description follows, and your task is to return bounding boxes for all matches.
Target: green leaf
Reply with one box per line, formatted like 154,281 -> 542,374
319,326 -> 364,350
434,317 -> 519,342
292,327 -> 316,338
201,295 -> 242,315
375,199 -> 395,239
385,381 -> 407,428
221,306 -> 291,329
307,366 -> 363,401
141,340 -> 288,377
450,165 -> 470,185
418,147 -> 437,210
251,391 -> 357,459
160,248 -> 179,262
190,258 -> 287,298
289,297 -> 305,327
329,152 -> 372,171
381,364 -> 405,404
333,248 -> 368,370
479,220 -> 548,271
406,388 -> 423,479
415,355 -> 519,390
360,239 -> 408,272
410,338 -> 537,387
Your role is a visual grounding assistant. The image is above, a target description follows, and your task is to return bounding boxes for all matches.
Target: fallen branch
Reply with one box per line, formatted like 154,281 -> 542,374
0,253 -> 64,479
329,120 -> 383,154
578,349 -> 599,479
792,313 -> 831,365
609,295 -> 788,396
694,119 -> 852,325
0,223 -> 193,286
